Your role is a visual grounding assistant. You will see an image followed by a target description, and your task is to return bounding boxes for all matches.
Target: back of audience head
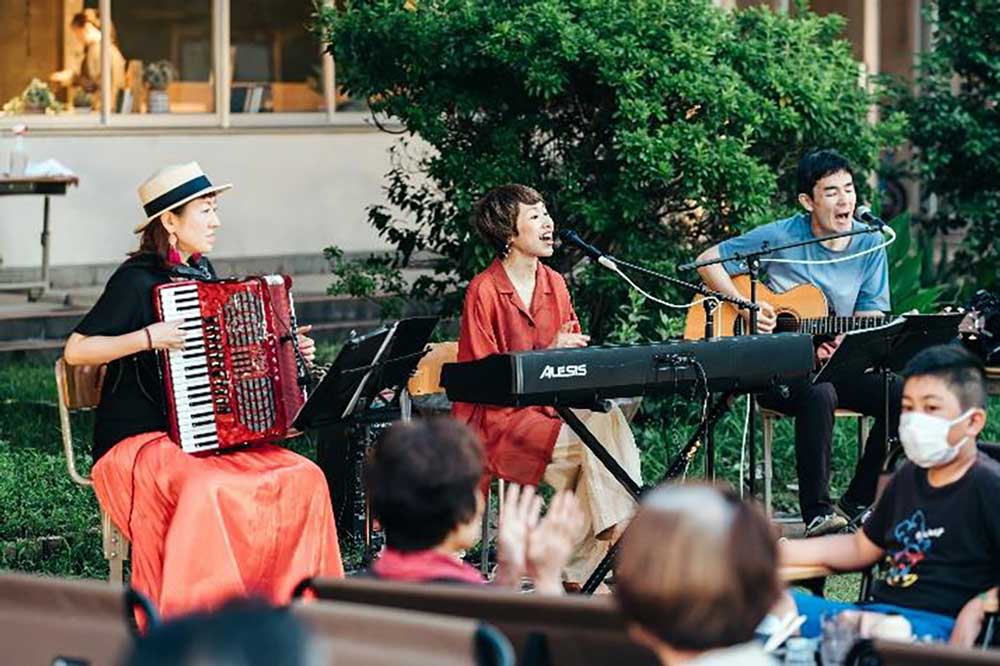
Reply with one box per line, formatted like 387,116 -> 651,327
615,483 -> 780,657
367,418 -> 484,552
122,599 -> 323,666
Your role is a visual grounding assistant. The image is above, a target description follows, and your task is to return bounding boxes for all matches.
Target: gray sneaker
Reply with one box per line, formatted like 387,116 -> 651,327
804,513 -> 848,538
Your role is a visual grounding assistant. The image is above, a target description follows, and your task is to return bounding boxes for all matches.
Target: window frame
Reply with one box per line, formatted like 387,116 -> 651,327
1,0 -> 365,130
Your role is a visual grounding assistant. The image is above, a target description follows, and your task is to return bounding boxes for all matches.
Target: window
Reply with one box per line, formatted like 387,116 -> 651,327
230,0 -> 325,113
0,0 -> 355,127
112,1 -> 214,114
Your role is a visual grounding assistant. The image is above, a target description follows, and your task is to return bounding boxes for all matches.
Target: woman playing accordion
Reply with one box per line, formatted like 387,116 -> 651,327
63,162 -> 343,620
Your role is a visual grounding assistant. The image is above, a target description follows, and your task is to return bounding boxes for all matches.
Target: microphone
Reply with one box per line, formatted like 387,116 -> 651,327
854,205 -> 885,228
557,229 -> 618,270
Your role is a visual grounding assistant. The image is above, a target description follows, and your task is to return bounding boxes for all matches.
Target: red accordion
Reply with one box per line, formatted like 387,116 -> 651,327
153,275 -> 307,454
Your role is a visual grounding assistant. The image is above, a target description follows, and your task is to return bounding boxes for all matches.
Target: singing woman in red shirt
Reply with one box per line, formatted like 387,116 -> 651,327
453,184 -> 642,586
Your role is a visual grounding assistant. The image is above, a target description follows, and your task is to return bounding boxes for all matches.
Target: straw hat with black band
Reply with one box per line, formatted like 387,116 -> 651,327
135,162 -> 231,233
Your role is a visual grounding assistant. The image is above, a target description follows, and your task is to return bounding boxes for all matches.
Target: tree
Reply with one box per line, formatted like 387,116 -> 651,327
316,0 -> 904,338
897,0 -> 1000,291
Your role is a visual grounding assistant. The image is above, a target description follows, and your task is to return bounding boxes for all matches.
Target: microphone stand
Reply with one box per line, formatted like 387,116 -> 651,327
677,222 -> 886,497
592,254 -> 758,482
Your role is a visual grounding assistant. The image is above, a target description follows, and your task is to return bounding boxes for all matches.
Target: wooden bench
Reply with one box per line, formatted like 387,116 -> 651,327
298,576 -> 658,666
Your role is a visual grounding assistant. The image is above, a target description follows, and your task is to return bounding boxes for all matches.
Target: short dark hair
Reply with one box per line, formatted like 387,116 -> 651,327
123,599 -> 320,666
473,184 -> 544,256
901,344 -> 988,410
796,149 -> 854,197
615,484 -> 780,653
367,418 -> 484,552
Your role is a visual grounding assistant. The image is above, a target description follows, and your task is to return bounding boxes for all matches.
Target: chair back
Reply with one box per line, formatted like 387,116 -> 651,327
407,342 -> 458,397
302,577 -> 658,666
55,358 -> 105,488
0,571 -> 135,666
292,598 -> 513,666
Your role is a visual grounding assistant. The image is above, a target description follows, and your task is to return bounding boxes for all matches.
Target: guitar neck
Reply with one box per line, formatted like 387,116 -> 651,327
795,316 -> 890,336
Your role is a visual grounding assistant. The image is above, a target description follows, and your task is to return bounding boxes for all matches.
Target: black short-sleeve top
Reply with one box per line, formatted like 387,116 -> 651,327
74,253 -> 216,460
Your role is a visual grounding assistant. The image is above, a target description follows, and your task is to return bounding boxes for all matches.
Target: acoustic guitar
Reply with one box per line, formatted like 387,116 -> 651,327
683,274 -> 891,340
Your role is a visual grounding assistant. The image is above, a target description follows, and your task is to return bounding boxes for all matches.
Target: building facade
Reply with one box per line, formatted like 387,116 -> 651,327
0,0 -> 930,286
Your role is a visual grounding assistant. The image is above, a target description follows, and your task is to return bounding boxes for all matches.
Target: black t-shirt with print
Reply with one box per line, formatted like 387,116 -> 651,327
74,253 -> 216,461
862,453 -> 1000,617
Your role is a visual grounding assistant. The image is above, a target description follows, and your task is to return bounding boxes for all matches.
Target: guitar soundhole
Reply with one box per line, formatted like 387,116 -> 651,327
775,312 -> 798,332
733,312 -> 799,335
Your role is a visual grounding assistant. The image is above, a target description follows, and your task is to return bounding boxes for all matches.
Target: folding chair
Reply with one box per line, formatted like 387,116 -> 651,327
760,407 -> 870,516
55,358 -> 131,584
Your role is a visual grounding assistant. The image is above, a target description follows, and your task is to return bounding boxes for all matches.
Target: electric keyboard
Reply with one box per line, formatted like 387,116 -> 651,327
440,334 -> 814,407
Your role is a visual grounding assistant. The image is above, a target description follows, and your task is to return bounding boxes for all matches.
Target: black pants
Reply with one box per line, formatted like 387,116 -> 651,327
757,372 -> 902,524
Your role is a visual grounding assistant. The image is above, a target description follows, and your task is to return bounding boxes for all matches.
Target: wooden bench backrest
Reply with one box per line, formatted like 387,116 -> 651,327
306,577 -> 658,666
292,599 -> 495,666
0,571 -> 131,665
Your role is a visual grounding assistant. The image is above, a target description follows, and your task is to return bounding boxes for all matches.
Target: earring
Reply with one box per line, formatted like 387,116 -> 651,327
502,240 -> 512,258
167,233 -> 181,265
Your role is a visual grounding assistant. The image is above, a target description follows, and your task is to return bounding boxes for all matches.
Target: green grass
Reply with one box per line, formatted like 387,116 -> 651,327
3,356 -> 999,601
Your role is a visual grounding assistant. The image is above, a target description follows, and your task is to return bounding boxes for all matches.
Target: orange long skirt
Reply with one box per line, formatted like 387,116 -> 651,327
92,432 -> 343,619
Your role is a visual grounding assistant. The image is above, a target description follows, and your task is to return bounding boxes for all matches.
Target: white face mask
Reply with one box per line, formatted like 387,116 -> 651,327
898,408 -> 975,469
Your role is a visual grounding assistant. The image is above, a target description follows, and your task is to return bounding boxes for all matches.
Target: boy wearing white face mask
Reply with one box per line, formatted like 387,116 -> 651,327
775,344 -> 1000,645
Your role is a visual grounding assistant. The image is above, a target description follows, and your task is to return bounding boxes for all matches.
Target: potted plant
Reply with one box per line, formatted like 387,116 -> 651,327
2,79 -> 63,115
72,88 -> 94,113
143,60 -> 177,113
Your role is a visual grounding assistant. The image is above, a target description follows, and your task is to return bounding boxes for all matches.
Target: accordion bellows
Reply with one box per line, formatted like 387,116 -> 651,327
154,275 -> 306,454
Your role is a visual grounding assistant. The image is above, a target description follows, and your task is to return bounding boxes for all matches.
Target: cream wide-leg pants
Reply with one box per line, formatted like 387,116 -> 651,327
541,405 -> 642,583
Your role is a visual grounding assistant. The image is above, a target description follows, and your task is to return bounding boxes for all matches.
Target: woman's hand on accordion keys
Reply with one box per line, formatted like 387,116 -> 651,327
296,325 -> 316,367
146,321 -> 186,351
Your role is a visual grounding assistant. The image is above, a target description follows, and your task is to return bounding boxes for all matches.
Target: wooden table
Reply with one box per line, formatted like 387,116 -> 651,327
0,175 -> 79,300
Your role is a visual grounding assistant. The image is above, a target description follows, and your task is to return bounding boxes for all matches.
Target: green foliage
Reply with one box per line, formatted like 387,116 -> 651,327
895,0 -> 1000,290
316,0 -> 904,336
884,212 -> 949,313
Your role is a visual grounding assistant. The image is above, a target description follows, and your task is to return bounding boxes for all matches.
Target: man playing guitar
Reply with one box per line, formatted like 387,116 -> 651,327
694,149 -> 901,537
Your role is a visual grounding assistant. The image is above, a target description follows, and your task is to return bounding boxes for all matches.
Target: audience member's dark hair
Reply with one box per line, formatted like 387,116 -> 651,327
367,418 -> 484,552
901,343 -> 988,410
474,184 -> 544,256
122,599 -> 320,666
615,483 -> 780,653
796,149 -> 853,196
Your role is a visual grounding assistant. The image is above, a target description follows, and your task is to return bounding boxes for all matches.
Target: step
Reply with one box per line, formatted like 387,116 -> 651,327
0,293 -> 386,344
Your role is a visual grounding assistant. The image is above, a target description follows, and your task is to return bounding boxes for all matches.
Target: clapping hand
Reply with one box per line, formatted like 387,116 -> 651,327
527,490 -> 585,595
494,483 -> 543,587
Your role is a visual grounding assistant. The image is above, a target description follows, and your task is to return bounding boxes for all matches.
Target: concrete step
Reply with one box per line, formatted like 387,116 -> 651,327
0,293 -> 386,344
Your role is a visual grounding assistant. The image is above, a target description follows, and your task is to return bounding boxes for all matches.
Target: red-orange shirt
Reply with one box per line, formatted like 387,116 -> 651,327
452,259 -> 578,485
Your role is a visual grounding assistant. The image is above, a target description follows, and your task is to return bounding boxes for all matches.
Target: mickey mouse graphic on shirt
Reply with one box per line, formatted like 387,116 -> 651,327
883,509 -> 945,588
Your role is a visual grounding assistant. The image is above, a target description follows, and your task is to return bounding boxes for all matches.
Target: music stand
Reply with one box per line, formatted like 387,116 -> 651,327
293,316 -> 437,561
293,316 -> 438,430
813,311 -> 965,458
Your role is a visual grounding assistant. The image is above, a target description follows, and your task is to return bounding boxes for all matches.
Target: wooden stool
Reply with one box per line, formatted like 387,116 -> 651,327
761,407 -> 870,516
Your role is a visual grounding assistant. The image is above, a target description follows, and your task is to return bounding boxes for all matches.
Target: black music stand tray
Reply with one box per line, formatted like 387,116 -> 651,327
813,312 -> 965,457
293,316 -> 438,430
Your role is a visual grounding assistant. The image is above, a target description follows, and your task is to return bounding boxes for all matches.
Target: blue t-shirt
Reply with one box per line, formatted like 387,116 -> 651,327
716,213 -> 890,316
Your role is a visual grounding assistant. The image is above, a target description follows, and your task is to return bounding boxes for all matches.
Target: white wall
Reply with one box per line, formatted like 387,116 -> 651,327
0,128 -> 398,270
